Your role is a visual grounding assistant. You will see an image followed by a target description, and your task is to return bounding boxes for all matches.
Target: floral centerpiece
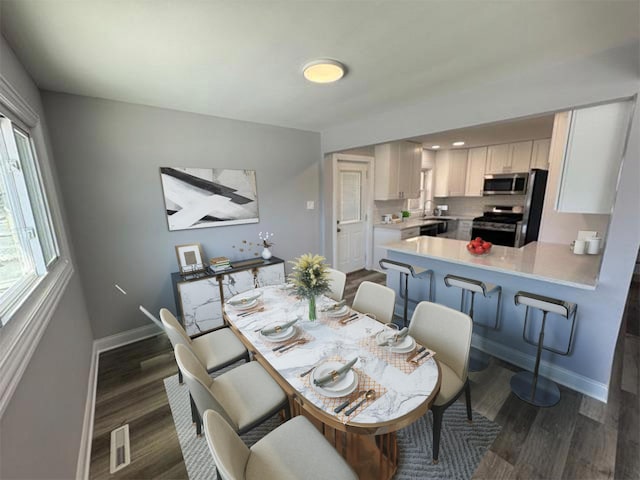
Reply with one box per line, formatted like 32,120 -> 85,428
288,253 -> 331,321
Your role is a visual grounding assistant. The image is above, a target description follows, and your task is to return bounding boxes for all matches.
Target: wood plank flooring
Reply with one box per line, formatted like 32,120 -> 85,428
89,274 -> 639,479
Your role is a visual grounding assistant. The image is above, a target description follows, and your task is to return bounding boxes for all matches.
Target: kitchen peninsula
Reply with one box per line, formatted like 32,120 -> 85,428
382,236 -> 612,401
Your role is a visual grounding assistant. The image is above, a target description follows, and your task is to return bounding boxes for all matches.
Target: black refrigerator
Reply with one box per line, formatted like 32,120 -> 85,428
519,169 -> 548,246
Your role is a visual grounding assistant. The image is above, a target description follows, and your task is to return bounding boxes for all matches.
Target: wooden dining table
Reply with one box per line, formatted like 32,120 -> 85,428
224,285 -> 441,479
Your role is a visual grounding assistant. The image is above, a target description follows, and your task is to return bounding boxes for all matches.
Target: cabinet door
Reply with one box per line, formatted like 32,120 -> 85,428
433,151 -> 450,197
400,142 -> 422,198
509,141 -> 533,172
465,147 -> 487,196
400,226 -> 421,240
448,149 -> 468,197
178,277 -> 223,336
531,138 -> 551,170
486,144 -> 510,174
374,143 -> 401,200
457,220 -> 473,241
557,101 -> 631,214
255,263 -> 286,287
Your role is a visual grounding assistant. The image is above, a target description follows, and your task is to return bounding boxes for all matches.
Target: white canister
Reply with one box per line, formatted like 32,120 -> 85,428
586,237 -> 601,254
572,239 -> 587,255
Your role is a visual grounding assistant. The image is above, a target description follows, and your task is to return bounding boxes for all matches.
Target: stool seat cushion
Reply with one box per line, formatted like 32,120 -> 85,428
434,361 -> 465,406
515,294 -> 575,317
211,362 -> 287,431
191,328 -> 247,371
246,416 -> 358,480
445,276 -> 499,296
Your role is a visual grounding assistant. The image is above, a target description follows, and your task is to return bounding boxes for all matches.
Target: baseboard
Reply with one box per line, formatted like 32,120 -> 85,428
472,334 -> 609,402
94,324 -> 163,354
75,324 -> 164,479
75,342 -> 98,480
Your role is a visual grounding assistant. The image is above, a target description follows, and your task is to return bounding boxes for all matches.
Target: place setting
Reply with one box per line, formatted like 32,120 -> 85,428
257,318 -> 314,355
226,291 -> 264,317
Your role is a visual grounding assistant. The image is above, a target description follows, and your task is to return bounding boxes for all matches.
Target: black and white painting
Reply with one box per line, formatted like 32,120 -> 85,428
160,167 -> 259,231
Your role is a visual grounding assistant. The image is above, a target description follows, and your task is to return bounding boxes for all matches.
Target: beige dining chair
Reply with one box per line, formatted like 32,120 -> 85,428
174,344 -> 288,437
326,267 -> 347,302
351,281 -> 396,323
203,409 -> 358,480
408,301 -> 473,464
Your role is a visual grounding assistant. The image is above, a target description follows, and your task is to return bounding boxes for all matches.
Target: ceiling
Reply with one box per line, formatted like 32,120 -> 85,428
1,1 -> 638,132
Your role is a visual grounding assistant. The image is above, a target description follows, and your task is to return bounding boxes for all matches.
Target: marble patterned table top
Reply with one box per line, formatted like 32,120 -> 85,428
225,286 -> 439,427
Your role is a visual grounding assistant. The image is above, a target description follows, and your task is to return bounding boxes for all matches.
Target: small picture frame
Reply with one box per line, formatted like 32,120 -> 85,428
175,243 -> 206,274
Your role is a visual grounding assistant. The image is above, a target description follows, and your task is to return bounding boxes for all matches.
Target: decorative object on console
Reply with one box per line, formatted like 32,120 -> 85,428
160,167 -> 259,231
289,254 -> 331,321
175,243 -> 206,274
210,256 -> 231,273
259,231 -> 275,259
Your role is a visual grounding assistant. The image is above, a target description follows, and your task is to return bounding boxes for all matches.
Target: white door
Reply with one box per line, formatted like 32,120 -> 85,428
336,162 -> 368,273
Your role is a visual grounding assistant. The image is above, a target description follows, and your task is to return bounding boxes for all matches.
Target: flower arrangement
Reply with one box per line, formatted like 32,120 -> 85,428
259,231 -> 275,248
288,253 -> 331,320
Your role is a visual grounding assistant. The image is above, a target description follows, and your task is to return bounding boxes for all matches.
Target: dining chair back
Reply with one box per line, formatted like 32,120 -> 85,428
326,268 -> 347,302
174,344 -> 235,427
160,308 -> 192,349
352,281 -> 396,323
203,410 -> 251,480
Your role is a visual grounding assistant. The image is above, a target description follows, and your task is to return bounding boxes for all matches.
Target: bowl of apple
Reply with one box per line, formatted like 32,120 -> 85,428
467,237 -> 493,256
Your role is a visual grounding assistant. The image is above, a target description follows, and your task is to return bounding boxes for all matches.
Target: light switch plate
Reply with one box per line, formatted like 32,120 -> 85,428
306,201 -> 315,210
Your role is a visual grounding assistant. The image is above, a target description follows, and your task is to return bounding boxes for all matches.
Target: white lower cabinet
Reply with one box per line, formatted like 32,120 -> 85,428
457,220 -> 473,241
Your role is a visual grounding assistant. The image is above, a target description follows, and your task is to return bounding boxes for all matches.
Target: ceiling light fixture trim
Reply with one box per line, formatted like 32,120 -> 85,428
303,59 -> 346,83
452,141 -> 465,146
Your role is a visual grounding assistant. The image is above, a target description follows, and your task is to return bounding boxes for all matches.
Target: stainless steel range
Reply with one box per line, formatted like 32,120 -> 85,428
472,206 -> 523,247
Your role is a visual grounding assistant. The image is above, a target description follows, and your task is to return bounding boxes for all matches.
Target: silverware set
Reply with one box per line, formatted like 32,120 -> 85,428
274,338 -> 308,353
339,312 -> 359,325
409,347 -> 430,364
238,307 -> 264,317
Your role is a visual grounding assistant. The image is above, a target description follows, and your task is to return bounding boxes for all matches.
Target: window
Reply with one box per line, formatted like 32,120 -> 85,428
0,113 -> 58,325
407,169 -> 433,214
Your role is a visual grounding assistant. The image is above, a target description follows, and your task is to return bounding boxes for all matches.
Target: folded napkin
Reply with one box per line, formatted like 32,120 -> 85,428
313,358 -> 358,387
376,327 -> 409,346
260,319 -> 298,336
228,293 -> 262,306
320,300 -> 346,312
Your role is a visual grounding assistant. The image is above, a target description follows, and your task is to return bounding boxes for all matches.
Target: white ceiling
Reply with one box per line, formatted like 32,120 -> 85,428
2,1 -> 638,132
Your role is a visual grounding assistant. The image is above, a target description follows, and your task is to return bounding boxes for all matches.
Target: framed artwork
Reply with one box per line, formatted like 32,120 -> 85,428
160,167 -> 259,231
175,243 -> 205,274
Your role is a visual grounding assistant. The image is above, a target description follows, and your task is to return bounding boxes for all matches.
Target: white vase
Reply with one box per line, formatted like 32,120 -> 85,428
261,247 -> 272,260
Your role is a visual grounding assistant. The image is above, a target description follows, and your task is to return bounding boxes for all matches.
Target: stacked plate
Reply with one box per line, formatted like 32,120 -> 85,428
228,292 -> 262,310
376,332 -> 416,353
325,306 -> 349,318
311,361 -> 358,398
260,325 -> 297,343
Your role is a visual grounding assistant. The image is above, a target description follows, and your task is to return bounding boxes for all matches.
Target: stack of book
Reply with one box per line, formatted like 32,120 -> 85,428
210,256 -> 231,273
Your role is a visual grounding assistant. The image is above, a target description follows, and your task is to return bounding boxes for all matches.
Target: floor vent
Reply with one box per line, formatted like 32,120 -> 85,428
109,424 -> 131,473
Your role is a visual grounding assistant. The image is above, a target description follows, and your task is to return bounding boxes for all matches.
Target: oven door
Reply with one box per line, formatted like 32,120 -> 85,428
471,226 -> 517,247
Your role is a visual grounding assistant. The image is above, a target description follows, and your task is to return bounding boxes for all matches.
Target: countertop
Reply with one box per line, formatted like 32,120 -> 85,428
383,236 -> 601,290
374,214 -> 476,230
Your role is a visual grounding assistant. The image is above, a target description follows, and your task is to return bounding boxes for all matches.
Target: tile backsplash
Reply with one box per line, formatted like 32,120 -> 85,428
374,199 -> 406,222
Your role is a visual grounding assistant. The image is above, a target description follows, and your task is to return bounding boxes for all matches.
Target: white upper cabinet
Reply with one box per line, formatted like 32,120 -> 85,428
465,147 -> 487,197
374,141 -> 422,200
556,101 -> 632,214
486,141 -> 532,174
434,149 -> 468,197
531,138 -> 551,170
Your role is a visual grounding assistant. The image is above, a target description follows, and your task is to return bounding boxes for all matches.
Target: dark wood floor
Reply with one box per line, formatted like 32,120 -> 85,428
89,273 -> 639,479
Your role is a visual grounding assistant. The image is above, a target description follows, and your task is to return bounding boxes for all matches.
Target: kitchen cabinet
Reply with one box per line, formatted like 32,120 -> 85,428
486,141 -> 532,174
434,149 -> 468,197
464,147 -> 487,196
374,141 -> 421,200
556,101 -> 631,214
457,220 -> 473,241
401,226 -> 421,240
531,138 -> 551,170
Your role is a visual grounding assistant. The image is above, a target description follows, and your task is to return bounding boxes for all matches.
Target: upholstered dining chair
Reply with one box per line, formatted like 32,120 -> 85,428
326,267 -> 347,302
408,301 -> 473,464
351,281 -> 396,324
174,344 -> 288,437
203,409 -> 358,480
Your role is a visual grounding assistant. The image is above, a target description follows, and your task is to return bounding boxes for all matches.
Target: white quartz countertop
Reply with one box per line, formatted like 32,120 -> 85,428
374,214 -> 477,230
384,237 -> 601,290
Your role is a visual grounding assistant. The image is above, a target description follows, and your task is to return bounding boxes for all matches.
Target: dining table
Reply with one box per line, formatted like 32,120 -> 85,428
223,284 -> 441,480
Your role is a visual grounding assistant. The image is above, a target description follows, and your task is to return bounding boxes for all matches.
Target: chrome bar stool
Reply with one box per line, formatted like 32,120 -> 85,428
510,291 -> 577,407
379,258 -> 435,327
444,274 -> 502,372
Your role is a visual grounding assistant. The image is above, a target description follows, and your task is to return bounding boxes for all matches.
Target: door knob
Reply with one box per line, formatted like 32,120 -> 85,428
337,228 -> 341,233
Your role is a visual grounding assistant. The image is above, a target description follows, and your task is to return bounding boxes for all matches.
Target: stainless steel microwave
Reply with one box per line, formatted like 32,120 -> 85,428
483,173 -> 528,195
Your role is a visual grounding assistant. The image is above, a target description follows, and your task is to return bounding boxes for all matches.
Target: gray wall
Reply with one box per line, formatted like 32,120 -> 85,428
42,92 -> 322,339
0,35 -> 94,479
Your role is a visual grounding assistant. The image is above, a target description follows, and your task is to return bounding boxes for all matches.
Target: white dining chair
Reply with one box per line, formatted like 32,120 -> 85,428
326,268 -> 347,302
351,281 -> 396,323
203,409 -> 358,480
408,301 -> 473,464
175,344 -> 288,437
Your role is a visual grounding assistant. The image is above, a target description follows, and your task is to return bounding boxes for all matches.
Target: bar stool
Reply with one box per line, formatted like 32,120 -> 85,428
510,291 -> 578,407
444,274 -> 502,372
379,258 -> 435,327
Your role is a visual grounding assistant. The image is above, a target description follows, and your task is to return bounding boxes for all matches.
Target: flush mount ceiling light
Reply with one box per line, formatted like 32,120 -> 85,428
452,141 -> 465,146
303,59 -> 346,83
431,145 -> 440,150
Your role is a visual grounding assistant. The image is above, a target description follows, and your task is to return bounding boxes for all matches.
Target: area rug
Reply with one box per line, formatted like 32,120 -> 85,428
164,373 -> 500,479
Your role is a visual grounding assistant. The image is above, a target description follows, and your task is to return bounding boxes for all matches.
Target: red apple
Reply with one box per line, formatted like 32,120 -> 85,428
482,241 -> 492,250
474,246 -> 485,254
467,243 -> 475,251
475,237 -> 483,242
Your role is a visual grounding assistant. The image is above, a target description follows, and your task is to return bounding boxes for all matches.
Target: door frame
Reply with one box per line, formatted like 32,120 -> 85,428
329,153 -> 374,272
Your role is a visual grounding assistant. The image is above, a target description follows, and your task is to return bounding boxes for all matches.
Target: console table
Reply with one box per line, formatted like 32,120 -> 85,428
171,257 -> 285,337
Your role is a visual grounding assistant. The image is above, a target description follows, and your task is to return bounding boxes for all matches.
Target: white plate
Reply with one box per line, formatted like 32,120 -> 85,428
311,361 -> 358,397
233,299 -> 258,311
389,336 -> 416,353
326,306 -> 349,318
260,325 -> 296,342
228,292 -> 262,306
